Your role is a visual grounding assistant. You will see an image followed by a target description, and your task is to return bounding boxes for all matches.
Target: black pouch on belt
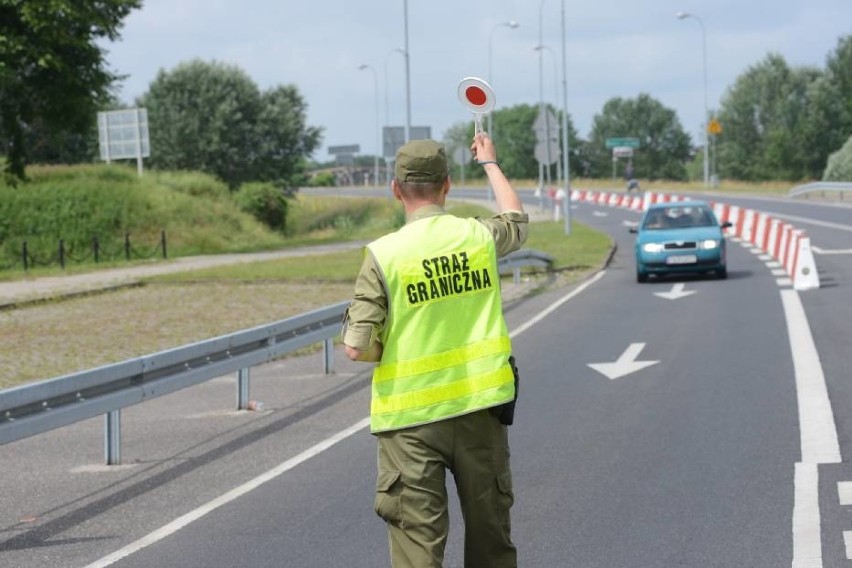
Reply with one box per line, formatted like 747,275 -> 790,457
491,355 -> 520,426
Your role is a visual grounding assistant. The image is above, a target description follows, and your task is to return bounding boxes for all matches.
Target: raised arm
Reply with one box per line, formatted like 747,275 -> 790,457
470,132 -> 524,213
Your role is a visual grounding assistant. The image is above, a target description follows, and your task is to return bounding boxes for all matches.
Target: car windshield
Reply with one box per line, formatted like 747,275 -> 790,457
642,206 -> 715,230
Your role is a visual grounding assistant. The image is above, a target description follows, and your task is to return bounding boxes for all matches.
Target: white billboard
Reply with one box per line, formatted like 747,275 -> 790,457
97,108 -> 150,174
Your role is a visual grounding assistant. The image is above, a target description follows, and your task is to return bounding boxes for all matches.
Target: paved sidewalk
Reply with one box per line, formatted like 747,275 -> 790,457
0,241 -> 367,307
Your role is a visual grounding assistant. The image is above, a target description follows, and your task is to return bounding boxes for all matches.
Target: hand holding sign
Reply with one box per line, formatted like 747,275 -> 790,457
457,77 -> 495,136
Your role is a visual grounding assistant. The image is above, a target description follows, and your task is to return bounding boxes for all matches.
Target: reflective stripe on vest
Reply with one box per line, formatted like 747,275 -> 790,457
367,214 -> 514,433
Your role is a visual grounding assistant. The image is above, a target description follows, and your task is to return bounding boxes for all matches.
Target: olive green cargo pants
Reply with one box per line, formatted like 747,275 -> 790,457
374,408 -> 516,568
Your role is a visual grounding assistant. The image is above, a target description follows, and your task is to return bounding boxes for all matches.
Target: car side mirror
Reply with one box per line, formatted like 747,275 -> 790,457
721,221 -> 733,230
629,227 -> 638,234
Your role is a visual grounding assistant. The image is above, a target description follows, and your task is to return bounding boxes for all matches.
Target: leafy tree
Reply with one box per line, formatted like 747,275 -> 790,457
586,94 -> 691,180
823,135 -> 852,181
442,103 -> 580,183
254,85 -> 322,186
825,35 -> 852,134
139,60 -> 322,189
0,0 -> 141,182
716,54 -> 832,180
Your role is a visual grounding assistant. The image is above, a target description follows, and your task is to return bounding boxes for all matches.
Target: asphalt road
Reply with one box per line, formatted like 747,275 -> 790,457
1,189 -> 851,567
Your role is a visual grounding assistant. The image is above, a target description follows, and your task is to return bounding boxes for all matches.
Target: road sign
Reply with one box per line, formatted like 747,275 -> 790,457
534,141 -> 560,165
328,144 -> 360,155
612,146 -> 634,158
605,137 -> 640,149
533,108 -> 559,140
383,126 -> 432,158
452,146 -> 471,165
708,119 -> 722,135
97,108 -> 150,161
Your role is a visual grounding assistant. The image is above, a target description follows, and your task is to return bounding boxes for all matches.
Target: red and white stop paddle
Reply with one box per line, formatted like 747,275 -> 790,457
457,77 -> 495,135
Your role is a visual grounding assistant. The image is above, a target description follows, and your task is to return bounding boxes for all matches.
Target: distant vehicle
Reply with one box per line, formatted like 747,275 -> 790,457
629,201 -> 732,283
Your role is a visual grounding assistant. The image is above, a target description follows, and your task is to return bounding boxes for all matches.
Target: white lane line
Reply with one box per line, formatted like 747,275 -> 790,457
781,289 -> 841,464
509,270 -> 606,339
844,532 -> 852,560
84,417 -> 371,568
793,463 -> 824,568
813,247 -> 852,255
784,288 -> 841,568
772,269 -> 788,277
770,213 -> 852,233
777,278 -> 793,287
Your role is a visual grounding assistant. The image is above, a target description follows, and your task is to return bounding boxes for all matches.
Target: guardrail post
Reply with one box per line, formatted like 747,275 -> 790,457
513,267 -> 521,285
104,410 -> 121,465
237,368 -> 250,410
323,338 -> 335,375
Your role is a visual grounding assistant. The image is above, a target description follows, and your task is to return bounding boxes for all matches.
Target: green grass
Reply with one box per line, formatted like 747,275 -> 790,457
524,220 -> 613,271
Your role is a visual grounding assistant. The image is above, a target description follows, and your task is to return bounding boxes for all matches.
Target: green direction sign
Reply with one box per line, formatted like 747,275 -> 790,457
605,137 -> 640,149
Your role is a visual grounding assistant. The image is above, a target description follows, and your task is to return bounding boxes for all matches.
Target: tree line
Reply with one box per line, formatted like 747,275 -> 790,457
442,36 -> 852,184
1,2 -> 849,186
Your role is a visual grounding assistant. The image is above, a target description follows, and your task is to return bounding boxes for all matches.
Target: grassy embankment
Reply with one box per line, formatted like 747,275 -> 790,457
0,164 -> 612,388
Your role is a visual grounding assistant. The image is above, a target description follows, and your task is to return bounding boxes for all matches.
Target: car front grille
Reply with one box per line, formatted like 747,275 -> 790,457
664,241 -> 697,250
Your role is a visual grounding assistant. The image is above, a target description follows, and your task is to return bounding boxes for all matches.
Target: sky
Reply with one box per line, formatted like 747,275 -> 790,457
101,0 -> 851,161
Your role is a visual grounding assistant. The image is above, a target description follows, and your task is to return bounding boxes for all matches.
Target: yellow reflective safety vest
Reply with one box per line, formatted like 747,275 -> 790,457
367,213 -> 515,433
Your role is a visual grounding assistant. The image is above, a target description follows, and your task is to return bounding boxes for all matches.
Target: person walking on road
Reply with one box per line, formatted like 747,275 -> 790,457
342,134 -> 528,568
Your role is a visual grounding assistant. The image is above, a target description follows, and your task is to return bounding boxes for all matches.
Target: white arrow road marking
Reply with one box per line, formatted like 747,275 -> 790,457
623,220 -> 638,228
588,343 -> 660,380
812,246 -> 852,255
654,282 -> 697,300
593,211 -> 608,217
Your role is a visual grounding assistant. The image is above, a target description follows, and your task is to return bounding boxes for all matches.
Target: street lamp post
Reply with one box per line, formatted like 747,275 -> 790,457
676,11 -> 709,189
358,64 -> 380,187
487,20 -> 519,137
533,44 -> 561,184
560,0 -> 572,234
403,0 -> 412,142
384,47 -> 406,183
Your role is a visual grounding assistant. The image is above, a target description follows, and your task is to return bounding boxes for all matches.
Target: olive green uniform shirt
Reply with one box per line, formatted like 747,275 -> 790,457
343,205 -> 529,351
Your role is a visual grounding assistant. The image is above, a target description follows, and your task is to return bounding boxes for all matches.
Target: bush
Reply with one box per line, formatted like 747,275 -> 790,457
234,182 -> 288,232
308,171 -> 336,187
153,170 -> 230,199
823,136 -> 852,181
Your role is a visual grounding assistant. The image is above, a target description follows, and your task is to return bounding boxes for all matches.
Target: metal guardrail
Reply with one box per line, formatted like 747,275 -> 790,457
498,248 -> 555,284
789,181 -> 852,199
0,301 -> 349,463
0,249 -> 554,464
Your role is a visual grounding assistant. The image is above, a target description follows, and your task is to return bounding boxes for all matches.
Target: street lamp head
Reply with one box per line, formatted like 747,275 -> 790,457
358,64 -> 369,71
506,20 -> 520,29
675,11 -> 690,19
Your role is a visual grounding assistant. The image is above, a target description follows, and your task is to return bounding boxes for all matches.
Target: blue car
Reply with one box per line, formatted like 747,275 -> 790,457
630,201 -> 732,283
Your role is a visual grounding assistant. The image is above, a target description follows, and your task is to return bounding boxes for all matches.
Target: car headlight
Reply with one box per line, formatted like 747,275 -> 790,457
700,239 -> 718,250
642,243 -> 665,253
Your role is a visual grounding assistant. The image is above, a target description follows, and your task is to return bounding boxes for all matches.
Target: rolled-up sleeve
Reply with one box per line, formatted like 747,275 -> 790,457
342,251 -> 387,351
478,210 -> 529,257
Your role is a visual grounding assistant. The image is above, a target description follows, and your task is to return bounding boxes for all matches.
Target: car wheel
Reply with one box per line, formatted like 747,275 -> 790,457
717,267 -> 728,279
636,270 -> 648,283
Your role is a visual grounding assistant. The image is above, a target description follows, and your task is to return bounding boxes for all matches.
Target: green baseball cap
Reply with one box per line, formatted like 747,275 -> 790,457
394,139 -> 449,183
